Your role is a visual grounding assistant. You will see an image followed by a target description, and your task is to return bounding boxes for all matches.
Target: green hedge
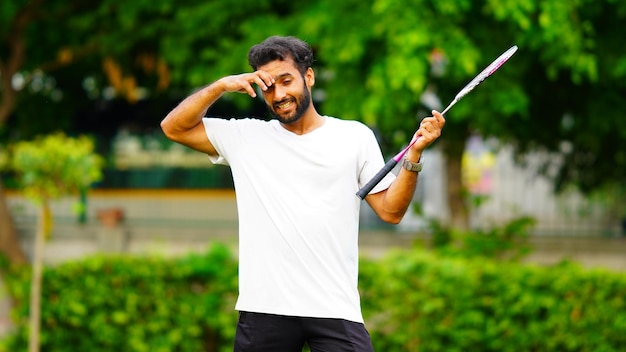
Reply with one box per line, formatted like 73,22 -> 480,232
2,245 -> 626,351
360,250 -> 626,351
1,244 -> 239,352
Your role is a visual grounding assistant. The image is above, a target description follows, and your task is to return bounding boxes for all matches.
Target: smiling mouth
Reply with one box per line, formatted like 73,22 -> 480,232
275,100 -> 294,111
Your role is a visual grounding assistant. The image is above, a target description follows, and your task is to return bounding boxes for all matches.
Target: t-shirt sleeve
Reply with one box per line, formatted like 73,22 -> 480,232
202,117 -> 239,166
357,127 -> 396,195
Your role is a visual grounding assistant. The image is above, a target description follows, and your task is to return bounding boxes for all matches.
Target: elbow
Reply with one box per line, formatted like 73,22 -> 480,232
387,216 -> 403,225
379,212 -> 404,225
366,192 -> 407,225
160,117 -> 177,141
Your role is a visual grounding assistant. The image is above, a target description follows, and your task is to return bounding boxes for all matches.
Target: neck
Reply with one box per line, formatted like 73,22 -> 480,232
280,108 -> 324,135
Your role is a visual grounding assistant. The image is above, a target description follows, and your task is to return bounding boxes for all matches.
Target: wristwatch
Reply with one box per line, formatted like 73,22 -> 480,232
402,157 -> 422,172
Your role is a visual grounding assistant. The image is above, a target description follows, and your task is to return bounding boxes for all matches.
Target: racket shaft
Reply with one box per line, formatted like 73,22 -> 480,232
356,159 -> 398,199
356,45 -> 517,201
441,100 -> 456,115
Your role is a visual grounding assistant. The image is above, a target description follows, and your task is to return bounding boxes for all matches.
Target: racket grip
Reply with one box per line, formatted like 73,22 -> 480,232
356,159 -> 398,199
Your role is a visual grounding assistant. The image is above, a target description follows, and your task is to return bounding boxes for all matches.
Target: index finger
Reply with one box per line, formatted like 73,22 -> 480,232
253,70 -> 275,90
432,110 -> 446,128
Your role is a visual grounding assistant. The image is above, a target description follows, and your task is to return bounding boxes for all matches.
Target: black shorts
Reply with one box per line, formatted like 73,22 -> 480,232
234,311 -> 375,352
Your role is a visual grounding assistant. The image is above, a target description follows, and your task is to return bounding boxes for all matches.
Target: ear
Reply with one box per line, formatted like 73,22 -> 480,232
305,67 -> 315,87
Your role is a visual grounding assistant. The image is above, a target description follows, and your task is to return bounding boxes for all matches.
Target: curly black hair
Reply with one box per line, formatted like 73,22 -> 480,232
248,36 -> 313,76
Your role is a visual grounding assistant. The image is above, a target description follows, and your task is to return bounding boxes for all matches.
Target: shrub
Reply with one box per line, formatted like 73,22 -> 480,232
1,244 -> 238,352
360,250 -> 626,351
2,244 -> 626,351
428,216 -> 535,261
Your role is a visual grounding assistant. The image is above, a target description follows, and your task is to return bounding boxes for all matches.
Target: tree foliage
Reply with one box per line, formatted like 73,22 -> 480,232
10,133 -> 103,203
287,0 -> 626,194
2,0 -> 625,206
8,133 -> 103,351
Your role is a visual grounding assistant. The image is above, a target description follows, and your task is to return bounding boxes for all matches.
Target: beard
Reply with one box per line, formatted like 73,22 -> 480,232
267,82 -> 311,125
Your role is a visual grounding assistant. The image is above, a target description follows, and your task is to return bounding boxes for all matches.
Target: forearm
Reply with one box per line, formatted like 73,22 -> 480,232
379,149 -> 422,221
161,81 -> 226,134
368,110 -> 445,223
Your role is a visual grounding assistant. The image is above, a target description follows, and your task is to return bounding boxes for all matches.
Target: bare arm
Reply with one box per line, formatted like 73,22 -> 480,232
160,71 -> 275,155
365,111 -> 445,224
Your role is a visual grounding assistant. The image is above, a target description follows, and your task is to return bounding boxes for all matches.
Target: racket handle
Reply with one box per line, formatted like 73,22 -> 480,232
356,159 -> 398,199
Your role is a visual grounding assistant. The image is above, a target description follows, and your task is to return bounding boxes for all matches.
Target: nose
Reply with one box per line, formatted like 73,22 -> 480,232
272,83 -> 287,101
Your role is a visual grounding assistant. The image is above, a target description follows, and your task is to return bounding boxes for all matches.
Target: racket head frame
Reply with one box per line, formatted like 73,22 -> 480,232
356,45 -> 518,199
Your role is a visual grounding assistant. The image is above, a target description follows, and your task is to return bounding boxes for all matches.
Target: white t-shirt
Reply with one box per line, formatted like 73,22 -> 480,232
202,116 -> 395,323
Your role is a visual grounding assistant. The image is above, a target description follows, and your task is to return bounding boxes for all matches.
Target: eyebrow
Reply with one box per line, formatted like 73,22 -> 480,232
274,73 -> 293,81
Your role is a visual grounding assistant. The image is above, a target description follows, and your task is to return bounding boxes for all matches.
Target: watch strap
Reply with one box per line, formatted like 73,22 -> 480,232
402,158 -> 422,172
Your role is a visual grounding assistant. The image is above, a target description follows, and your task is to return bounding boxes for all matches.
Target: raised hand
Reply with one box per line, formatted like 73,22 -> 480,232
217,71 -> 276,98
410,110 -> 446,153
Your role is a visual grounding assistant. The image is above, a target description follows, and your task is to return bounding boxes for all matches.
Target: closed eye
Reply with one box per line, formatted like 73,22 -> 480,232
274,73 -> 294,86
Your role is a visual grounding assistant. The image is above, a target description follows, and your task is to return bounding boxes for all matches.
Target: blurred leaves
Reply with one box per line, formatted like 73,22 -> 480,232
9,133 -> 103,203
3,0 -> 625,195
3,244 -> 624,351
360,249 -> 626,351
1,243 -> 239,351
427,215 -> 536,261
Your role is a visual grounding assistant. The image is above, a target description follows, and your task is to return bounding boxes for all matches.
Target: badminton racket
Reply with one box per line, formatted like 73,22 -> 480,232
357,45 -> 518,199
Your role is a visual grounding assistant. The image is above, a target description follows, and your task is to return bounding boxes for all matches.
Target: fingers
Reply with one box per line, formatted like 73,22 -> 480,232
250,71 -> 275,95
418,111 -> 444,137
432,110 -> 446,130
249,71 -> 274,98
221,71 -> 275,98
421,110 -> 445,130
412,110 -> 445,151
238,82 -> 258,98
432,110 -> 446,128
233,73 -> 265,98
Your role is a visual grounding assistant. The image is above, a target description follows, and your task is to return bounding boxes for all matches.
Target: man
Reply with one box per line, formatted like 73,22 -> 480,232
161,36 -> 444,352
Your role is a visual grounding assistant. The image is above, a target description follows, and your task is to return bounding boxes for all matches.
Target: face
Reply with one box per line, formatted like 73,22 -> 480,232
258,59 -> 313,124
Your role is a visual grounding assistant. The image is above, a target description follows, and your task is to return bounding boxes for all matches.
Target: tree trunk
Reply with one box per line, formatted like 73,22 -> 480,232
0,1 -> 38,267
0,183 -> 27,265
28,200 -> 48,352
443,135 -> 470,231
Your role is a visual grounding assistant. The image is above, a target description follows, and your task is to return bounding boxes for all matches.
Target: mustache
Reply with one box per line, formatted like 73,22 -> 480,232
273,97 -> 294,108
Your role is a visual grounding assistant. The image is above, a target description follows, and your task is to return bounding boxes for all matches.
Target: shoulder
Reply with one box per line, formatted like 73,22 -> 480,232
324,116 -> 373,135
203,117 -> 273,131
202,118 -> 276,146
204,117 -> 271,125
